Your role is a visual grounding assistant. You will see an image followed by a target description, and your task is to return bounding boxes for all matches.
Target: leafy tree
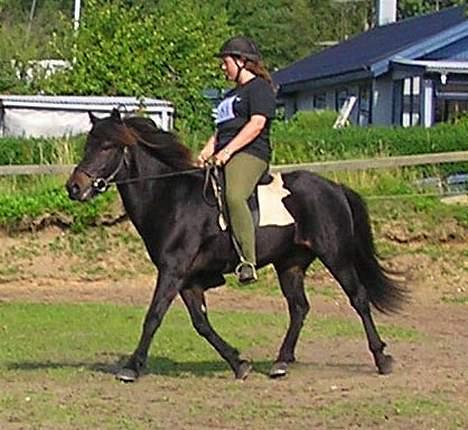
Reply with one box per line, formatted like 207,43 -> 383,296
222,0 -> 317,69
0,0 -> 72,93
213,0 -> 371,70
41,0 -> 231,131
398,0 -> 465,18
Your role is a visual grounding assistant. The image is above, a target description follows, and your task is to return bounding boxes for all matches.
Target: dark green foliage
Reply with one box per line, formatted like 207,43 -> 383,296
0,110 -> 466,230
0,181 -> 118,232
221,0 -> 370,69
0,136 -> 84,165
272,112 -> 468,175
1,111 -> 466,169
398,0 -> 465,18
39,0 -> 230,131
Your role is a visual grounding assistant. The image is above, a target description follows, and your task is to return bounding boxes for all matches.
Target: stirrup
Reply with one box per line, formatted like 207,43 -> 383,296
235,261 -> 258,284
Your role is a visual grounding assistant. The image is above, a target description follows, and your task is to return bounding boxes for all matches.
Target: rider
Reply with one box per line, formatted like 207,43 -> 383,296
198,36 -> 276,284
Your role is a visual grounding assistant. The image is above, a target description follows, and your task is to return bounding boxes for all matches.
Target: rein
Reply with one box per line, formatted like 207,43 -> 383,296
79,124 -> 221,207
82,146 -> 219,206
112,167 -> 202,186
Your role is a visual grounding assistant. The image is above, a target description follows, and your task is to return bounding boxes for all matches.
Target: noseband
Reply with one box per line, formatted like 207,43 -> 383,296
76,147 -> 128,194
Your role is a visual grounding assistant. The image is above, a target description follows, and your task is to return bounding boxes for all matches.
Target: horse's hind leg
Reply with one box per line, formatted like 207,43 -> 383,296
325,262 -> 393,374
180,287 -> 251,380
271,258 -> 311,378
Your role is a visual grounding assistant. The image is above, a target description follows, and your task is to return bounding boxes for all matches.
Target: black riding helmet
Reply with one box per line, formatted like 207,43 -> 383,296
216,36 -> 261,62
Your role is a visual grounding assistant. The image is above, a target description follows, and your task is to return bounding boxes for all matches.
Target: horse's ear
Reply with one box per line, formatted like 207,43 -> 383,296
88,111 -> 98,125
111,108 -> 122,123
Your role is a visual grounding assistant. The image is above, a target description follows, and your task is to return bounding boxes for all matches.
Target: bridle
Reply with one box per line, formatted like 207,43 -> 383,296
76,146 -> 130,194
75,145 -> 215,199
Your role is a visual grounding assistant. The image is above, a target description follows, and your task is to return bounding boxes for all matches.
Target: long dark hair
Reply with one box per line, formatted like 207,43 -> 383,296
245,60 -> 275,89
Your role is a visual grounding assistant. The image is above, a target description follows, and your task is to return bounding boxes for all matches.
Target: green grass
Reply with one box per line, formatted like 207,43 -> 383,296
441,295 -> 468,305
0,391 -> 154,430
0,167 -> 465,233
0,303 -> 421,377
313,395 -> 467,429
0,176 -> 120,232
0,302 -> 456,430
189,390 -> 467,429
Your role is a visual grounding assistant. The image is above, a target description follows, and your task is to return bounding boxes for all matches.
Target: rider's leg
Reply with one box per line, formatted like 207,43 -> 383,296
224,152 -> 267,282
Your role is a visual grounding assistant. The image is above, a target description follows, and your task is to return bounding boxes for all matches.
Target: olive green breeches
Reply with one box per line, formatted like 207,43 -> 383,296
224,152 -> 268,265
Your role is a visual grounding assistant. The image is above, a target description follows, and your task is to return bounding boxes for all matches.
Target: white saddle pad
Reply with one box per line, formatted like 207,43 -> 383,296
257,173 -> 295,227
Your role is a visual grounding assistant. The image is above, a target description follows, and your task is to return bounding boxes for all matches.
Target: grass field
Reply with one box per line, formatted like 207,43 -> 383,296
1,300 -> 463,430
0,186 -> 466,429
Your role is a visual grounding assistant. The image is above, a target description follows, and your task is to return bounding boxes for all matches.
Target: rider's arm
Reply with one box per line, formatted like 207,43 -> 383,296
198,133 -> 217,163
219,114 -> 266,157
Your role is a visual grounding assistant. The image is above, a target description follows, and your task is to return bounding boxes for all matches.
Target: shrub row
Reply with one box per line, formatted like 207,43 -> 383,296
0,135 -> 84,166
0,179 -> 117,232
1,111 -> 466,168
271,111 -> 468,164
0,109 -> 465,232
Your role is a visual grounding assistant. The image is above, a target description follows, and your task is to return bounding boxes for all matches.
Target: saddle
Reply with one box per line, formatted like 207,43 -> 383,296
207,165 -> 273,229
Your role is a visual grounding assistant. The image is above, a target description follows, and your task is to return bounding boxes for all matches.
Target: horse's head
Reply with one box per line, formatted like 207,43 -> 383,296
66,108 -> 137,201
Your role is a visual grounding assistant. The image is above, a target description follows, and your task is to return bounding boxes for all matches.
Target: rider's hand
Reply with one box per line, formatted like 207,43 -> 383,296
196,154 -> 207,167
197,148 -> 213,167
214,147 -> 232,166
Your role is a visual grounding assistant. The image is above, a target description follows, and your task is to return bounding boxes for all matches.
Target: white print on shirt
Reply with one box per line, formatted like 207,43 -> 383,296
214,95 -> 240,124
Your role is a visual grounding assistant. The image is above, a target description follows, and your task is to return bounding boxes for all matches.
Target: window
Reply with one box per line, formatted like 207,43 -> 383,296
358,84 -> 371,126
335,89 -> 348,111
313,93 -> 327,110
434,80 -> 468,123
402,77 -> 420,127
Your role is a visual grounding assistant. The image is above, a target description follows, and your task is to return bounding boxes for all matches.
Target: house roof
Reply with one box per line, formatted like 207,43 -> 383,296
392,58 -> 468,74
274,6 -> 467,93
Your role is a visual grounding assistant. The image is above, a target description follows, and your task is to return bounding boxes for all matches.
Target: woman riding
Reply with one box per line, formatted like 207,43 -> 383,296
198,36 -> 276,284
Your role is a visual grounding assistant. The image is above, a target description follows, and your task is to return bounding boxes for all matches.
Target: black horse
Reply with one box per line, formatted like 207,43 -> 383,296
66,109 -> 405,382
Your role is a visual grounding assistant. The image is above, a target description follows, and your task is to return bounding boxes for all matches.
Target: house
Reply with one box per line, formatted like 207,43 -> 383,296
273,5 -> 468,127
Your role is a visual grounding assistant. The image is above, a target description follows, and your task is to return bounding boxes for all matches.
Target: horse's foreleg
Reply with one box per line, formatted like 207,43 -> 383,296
117,273 -> 180,382
180,287 -> 251,380
271,263 -> 310,378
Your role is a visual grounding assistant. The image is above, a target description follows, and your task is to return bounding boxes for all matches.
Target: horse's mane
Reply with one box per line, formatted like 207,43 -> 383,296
123,116 -> 195,171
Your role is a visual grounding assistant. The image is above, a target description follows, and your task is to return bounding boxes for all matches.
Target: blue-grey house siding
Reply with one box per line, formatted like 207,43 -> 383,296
273,6 -> 468,128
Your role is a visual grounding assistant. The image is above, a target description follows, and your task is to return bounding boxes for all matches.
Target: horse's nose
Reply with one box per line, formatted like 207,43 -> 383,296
66,181 -> 81,200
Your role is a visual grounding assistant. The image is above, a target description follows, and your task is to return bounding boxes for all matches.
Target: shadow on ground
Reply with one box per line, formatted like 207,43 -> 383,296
5,352 -> 376,379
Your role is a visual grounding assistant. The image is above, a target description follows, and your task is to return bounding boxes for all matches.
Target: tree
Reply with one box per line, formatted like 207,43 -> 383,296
40,0 -> 232,131
215,0 -> 371,70
398,0 -> 465,18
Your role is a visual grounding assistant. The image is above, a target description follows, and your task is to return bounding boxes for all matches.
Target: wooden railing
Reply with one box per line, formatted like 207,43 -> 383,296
0,151 -> 467,176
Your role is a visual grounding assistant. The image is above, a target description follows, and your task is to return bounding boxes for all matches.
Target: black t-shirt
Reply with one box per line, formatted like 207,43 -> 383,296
214,77 -> 276,162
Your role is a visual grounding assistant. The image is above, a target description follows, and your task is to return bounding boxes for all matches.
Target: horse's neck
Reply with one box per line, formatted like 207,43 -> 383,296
117,146 -> 172,227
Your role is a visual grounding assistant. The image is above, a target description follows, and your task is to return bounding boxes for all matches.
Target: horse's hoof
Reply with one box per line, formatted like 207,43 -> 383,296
235,361 -> 252,380
116,367 -> 139,383
377,354 -> 394,375
269,361 -> 288,379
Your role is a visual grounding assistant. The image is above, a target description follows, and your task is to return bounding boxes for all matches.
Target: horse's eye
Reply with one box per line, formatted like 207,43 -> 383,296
101,141 -> 115,150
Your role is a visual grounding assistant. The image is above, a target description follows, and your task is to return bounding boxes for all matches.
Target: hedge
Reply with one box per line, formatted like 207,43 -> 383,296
271,111 -> 468,164
1,111 -> 467,168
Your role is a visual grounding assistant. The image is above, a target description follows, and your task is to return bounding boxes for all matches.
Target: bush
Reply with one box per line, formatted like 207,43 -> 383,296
0,180 -> 118,232
0,135 -> 84,165
271,111 -> 468,175
40,0 -> 231,132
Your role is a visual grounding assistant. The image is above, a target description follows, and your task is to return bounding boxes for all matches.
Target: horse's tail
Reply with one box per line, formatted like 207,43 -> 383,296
342,186 -> 406,314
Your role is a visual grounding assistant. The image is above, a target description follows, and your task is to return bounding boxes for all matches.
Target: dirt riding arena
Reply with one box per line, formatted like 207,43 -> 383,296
0,224 -> 467,429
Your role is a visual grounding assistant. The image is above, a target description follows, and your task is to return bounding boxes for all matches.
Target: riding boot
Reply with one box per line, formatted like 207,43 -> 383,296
235,261 -> 258,284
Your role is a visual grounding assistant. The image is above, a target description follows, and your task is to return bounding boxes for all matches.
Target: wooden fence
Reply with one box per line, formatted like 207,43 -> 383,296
0,150 -> 467,176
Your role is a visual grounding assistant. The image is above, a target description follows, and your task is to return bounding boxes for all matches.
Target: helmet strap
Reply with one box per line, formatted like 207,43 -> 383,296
233,57 -> 245,83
